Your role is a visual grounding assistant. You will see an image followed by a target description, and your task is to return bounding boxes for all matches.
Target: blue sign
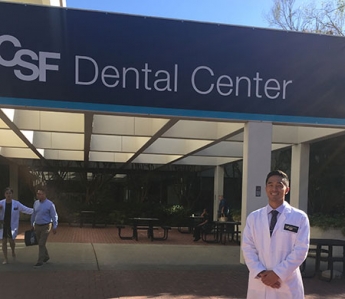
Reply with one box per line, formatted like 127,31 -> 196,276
0,2 -> 345,124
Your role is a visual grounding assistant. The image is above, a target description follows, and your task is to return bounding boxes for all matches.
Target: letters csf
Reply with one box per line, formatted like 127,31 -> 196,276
0,35 -> 60,82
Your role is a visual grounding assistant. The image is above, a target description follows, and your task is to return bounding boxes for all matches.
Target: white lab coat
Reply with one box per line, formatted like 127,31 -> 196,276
241,201 -> 310,299
0,199 -> 33,239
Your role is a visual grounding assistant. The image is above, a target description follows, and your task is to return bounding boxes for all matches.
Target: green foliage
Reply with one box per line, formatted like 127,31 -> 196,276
164,205 -> 186,214
108,210 -> 126,224
162,205 -> 192,226
309,213 -> 345,235
169,171 -> 203,209
231,209 -> 241,222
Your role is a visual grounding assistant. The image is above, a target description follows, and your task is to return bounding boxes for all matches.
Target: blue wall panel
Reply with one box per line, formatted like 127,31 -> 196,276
0,2 -> 345,124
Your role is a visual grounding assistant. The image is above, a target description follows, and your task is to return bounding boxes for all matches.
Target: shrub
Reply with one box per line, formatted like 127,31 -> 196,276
309,213 -> 345,236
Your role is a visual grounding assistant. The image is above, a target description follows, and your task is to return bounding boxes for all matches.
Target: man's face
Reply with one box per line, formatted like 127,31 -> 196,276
36,190 -> 46,201
265,175 -> 289,207
4,190 -> 12,200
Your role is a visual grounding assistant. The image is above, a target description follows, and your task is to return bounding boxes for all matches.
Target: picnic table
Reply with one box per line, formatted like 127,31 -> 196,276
117,218 -> 171,241
131,217 -> 159,241
307,238 -> 345,281
178,215 -> 204,234
79,210 -> 96,228
202,221 -> 241,244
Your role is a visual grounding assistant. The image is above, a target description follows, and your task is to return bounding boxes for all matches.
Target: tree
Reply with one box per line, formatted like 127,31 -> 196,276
266,0 -> 345,35
266,0 -> 345,218
308,136 -> 345,215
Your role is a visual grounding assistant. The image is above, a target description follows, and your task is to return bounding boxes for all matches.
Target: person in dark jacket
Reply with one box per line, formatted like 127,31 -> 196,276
193,208 -> 211,241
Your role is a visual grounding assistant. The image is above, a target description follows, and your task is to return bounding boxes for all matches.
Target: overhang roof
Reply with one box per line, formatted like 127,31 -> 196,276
1,107 -> 344,170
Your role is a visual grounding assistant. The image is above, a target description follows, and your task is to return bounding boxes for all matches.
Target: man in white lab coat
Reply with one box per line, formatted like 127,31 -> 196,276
242,170 -> 310,299
0,187 -> 33,264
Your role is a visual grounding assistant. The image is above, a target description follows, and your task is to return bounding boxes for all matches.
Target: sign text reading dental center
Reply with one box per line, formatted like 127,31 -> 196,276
75,56 -> 293,100
0,34 -> 293,100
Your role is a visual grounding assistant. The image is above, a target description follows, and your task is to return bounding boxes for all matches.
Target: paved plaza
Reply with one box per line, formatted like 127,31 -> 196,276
0,223 -> 344,299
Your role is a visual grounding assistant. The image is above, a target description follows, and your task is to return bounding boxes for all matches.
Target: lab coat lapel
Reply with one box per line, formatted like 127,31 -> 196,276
272,211 -> 285,237
0,199 -> 4,239
0,199 -> 4,220
261,207 -> 271,244
271,202 -> 290,237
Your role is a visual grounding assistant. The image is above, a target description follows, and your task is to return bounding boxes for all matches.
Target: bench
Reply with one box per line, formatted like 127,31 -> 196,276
201,222 -> 241,245
302,239 -> 345,281
116,225 -> 134,240
117,225 -> 171,241
153,226 -> 171,241
177,226 -> 191,234
201,223 -> 219,243
301,246 -> 329,276
226,222 -> 241,244
319,251 -> 345,282
132,225 -> 159,241
80,211 -> 96,228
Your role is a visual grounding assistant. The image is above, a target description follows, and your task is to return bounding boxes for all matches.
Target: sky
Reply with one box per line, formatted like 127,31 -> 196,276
66,0 -> 275,29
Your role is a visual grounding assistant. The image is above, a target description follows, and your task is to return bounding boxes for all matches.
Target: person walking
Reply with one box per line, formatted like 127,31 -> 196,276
217,195 -> 229,219
0,187 -> 33,264
241,170 -> 310,299
31,187 -> 58,268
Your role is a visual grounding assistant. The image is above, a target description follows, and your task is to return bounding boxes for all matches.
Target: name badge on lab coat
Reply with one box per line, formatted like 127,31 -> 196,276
284,224 -> 299,233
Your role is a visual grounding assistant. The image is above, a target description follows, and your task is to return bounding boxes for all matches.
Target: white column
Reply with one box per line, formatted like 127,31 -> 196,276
213,166 -> 224,221
290,143 -> 310,213
241,121 -> 272,263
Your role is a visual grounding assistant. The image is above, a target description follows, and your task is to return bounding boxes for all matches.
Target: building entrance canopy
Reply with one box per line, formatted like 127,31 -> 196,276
0,2 -> 345,167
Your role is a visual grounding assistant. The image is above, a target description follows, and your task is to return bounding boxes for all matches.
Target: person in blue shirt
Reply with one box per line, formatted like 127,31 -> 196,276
217,195 -> 229,219
31,187 -> 58,268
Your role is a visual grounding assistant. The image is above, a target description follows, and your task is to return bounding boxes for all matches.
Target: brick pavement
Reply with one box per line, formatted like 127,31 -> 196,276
1,265 -> 344,299
0,222 -> 344,299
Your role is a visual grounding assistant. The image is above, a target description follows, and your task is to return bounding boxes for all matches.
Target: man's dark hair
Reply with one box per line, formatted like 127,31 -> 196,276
4,187 -> 13,193
36,186 -> 47,194
265,170 -> 289,187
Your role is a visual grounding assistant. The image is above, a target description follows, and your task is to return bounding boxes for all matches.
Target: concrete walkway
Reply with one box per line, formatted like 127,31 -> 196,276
0,242 -> 242,272
1,240 -> 345,299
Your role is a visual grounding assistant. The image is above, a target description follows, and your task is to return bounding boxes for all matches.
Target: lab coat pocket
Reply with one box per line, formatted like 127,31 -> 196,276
281,229 -> 297,247
12,208 -> 20,217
